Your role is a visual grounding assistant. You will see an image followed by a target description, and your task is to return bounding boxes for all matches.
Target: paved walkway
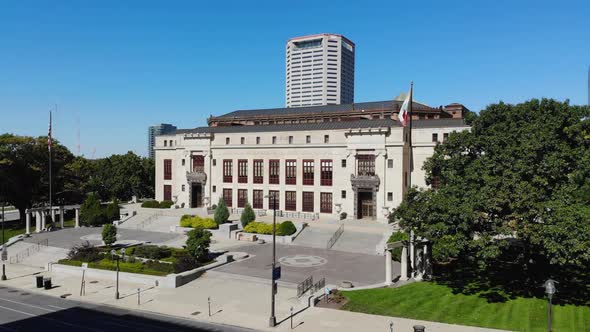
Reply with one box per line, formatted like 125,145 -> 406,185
0,263 -> 509,332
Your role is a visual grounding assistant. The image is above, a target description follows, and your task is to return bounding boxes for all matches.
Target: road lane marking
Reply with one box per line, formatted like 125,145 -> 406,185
47,304 -> 68,310
0,297 -> 54,312
0,304 -> 36,317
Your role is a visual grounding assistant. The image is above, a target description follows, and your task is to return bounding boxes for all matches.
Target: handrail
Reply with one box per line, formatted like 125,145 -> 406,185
297,275 -> 313,297
9,239 -> 49,264
326,223 -> 344,249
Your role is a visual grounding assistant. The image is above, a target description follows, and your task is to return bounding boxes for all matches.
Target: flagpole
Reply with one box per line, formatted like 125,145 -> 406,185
408,81 -> 413,188
49,108 -> 53,227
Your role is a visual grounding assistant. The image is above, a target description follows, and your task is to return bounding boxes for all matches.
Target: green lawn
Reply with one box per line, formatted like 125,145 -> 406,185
342,282 -> 590,332
57,258 -> 173,276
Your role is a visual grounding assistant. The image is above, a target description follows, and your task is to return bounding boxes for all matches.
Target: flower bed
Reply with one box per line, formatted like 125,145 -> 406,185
179,215 -> 218,229
243,221 -> 297,236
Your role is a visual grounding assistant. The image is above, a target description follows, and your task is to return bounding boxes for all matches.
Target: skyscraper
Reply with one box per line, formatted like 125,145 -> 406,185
286,34 -> 355,108
148,124 -> 176,159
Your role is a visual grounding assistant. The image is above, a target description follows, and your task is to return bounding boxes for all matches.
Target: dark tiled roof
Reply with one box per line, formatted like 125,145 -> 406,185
214,100 -> 433,119
174,118 -> 467,135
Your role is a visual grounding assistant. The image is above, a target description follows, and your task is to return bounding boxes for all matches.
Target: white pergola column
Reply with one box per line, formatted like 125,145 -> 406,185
59,207 -> 64,228
41,211 -> 46,230
400,246 -> 408,281
75,208 -> 80,228
25,211 -> 31,235
409,231 -> 415,278
35,211 -> 41,233
385,250 -> 392,286
51,209 -> 56,226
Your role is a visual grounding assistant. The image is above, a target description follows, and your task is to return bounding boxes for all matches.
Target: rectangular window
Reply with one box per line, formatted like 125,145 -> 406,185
238,189 -> 247,208
192,155 -> 204,173
288,136 -> 293,144
320,193 -> 332,213
256,137 -> 260,144
182,159 -> 185,166
302,192 -> 314,212
212,185 -> 216,193
163,185 -> 172,201
341,159 -> 347,168
286,160 -> 297,185
212,159 -> 216,166
223,159 -> 233,183
241,137 -> 245,144
285,191 -> 297,211
432,133 -> 438,142
303,160 -> 314,185
388,192 -> 393,201
341,190 -> 346,199
269,190 -> 280,210
324,135 -> 329,143
238,159 -> 248,183
253,160 -> 264,184
357,155 -> 375,176
223,189 -> 233,207
226,137 -> 230,145
306,135 -> 311,143
253,190 -> 263,209
320,160 -> 333,186
404,172 -> 408,187
387,159 -> 394,168
269,160 -> 280,184
182,184 -> 185,192
443,133 -> 449,141
272,136 -> 277,144
164,159 -> 172,180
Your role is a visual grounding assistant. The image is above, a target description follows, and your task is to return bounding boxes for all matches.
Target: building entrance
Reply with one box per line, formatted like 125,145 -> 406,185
357,191 -> 375,219
191,184 -> 203,208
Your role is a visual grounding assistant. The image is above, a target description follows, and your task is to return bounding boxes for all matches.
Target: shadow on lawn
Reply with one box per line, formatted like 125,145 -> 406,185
432,255 -> 590,306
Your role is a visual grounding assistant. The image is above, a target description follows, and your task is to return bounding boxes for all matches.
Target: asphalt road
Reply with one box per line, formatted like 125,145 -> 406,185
0,286 -> 257,332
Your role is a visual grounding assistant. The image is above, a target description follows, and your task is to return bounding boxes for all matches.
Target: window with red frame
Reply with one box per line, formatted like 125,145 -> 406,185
163,185 -> 172,201
285,191 -> 296,211
269,160 -> 280,184
223,188 -> 233,207
320,160 -> 333,186
253,190 -> 263,209
237,189 -> 247,208
285,160 -> 297,185
357,155 -> 376,176
320,192 -> 332,213
302,192 -> 314,212
192,155 -> 204,173
164,159 -> 172,180
238,160 -> 248,183
303,160 -> 314,185
223,160 -> 233,183
253,160 -> 263,184
268,190 -> 280,209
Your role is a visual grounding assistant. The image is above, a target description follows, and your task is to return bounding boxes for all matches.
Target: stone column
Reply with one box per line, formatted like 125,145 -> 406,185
59,207 -> 64,228
41,211 -> 46,231
385,250 -> 392,286
75,208 -> 80,228
409,231 -> 415,278
51,209 -> 56,227
400,246 -> 408,281
35,211 -> 41,233
26,211 -> 31,235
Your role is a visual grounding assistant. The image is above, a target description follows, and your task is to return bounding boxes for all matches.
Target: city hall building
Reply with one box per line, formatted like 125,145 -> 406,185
154,100 -> 469,222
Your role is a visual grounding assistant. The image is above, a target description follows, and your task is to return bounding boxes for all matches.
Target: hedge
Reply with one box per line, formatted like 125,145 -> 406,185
243,221 -> 297,236
388,231 -> 409,262
179,215 -> 218,229
141,200 -> 174,209
57,258 -> 173,276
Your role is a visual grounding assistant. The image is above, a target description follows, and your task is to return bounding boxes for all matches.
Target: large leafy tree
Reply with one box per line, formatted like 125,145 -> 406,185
394,99 -> 590,269
91,152 -> 154,201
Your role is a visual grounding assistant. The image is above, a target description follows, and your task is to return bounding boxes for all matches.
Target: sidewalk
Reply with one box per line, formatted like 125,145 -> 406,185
0,263 -> 509,332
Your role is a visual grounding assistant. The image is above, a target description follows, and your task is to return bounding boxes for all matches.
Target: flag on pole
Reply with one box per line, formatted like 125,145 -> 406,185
398,84 -> 413,127
48,110 -> 52,151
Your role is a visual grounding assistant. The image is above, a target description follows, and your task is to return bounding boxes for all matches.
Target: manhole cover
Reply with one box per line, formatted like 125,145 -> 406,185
89,281 -> 99,284
20,293 -> 30,296
191,311 -> 201,316
278,255 -> 327,267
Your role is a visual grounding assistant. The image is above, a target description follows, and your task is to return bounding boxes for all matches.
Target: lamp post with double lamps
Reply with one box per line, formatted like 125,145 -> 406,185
111,249 -> 121,299
544,279 -> 557,332
265,193 -> 278,327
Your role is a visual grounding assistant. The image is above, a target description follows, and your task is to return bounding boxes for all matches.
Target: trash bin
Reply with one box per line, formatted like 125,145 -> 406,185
413,325 -> 426,332
36,275 -> 44,288
43,277 -> 52,290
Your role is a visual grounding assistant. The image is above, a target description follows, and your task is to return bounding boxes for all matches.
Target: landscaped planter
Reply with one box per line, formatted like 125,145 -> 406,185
236,222 -> 306,244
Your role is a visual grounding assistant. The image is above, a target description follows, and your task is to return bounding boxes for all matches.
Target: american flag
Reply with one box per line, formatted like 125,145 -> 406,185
48,110 -> 52,151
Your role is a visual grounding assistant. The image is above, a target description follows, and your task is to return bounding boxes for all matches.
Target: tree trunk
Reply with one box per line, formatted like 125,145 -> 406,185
17,206 -> 26,225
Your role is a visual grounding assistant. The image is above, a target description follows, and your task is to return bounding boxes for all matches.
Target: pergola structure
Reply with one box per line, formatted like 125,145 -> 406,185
24,205 -> 81,235
384,234 -> 431,286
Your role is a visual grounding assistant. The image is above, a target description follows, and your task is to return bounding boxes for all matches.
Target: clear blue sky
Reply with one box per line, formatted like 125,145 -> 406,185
1,0 -> 588,157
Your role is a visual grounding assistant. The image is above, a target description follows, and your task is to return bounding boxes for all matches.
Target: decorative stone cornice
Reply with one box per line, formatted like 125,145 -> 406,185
186,171 -> 207,184
350,174 -> 380,189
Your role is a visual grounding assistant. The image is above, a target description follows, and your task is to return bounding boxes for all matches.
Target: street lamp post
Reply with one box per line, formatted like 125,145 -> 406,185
111,250 -> 120,299
544,279 -> 557,332
265,193 -> 277,327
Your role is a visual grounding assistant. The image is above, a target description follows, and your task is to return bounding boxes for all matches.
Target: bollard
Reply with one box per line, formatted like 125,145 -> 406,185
389,321 -> 394,332
137,288 -> 140,305
413,325 -> 425,332
208,297 -> 211,317
290,306 -> 293,329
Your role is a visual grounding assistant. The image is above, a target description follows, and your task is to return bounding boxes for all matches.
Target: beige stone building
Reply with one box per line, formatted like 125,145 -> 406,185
154,99 -> 469,222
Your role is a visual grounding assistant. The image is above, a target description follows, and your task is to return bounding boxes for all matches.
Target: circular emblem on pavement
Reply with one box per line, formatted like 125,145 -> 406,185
278,255 -> 327,268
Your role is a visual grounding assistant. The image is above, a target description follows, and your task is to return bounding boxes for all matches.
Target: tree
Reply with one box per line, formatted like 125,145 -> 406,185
240,202 -> 255,227
394,99 -> 590,269
80,193 -> 108,226
185,228 -> 211,262
90,152 -> 154,201
105,199 -> 120,222
214,197 -> 229,225
101,224 -> 117,247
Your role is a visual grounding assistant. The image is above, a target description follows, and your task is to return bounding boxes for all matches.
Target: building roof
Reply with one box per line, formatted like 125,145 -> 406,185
174,118 -> 467,135
213,100 -> 433,120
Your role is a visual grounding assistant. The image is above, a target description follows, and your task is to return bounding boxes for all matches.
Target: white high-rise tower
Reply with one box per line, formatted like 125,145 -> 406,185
286,34 -> 355,108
